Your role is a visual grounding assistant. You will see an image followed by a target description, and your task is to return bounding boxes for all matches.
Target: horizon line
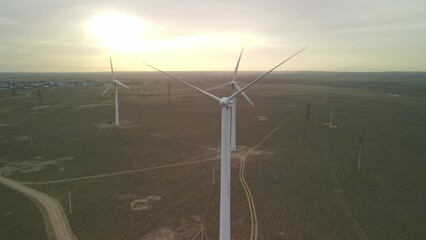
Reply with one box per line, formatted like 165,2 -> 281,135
1,70 -> 426,74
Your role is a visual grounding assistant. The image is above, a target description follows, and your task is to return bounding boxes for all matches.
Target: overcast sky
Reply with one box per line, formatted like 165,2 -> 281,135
0,0 -> 425,72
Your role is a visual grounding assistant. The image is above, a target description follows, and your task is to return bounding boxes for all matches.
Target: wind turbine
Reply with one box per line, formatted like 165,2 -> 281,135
101,57 -> 131,126
145,47 -> 306,240
323,104 -> 336,128
207,49 -> 254,152
257,104 -> 267,121
328,104 -> 337,128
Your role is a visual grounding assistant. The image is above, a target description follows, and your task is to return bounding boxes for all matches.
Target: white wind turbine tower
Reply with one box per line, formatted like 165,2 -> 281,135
101,57 -> 131,126
207,49 -> 254,152
323,104 -> 336,128
145,47 -> 306,240
328,104 -> 337,128
257,104 -> 267,121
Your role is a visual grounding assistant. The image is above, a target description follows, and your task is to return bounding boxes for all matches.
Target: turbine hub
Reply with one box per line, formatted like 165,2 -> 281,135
220,97 -> 230,107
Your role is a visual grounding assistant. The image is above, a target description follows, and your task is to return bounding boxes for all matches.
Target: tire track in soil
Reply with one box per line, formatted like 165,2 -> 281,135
396,199 -> 421,240
22,156 -> 219,185
237,114 -> 295,240
332,169 -> 368,240
239,155 -> 257,240
125,128 -> 218,152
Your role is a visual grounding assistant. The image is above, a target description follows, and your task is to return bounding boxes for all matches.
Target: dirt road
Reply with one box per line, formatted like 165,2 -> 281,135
0,176 -> 76,240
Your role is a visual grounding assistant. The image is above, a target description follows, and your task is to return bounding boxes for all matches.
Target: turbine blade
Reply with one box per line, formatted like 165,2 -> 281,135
109,56 -> 114,76
101,82 -> 113,96
234,83 -> 255,107
110,56 -> 115,80
114,80 -> 131,89
144,63 -> 220,102
232,48 -> 244,83
206,82 -> 233,91
229,46 -> 307,101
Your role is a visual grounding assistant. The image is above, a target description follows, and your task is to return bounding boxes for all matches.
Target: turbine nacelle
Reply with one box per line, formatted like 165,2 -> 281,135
220,97 -> 230,107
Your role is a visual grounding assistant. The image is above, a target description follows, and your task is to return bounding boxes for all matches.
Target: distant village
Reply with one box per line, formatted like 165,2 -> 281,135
0,79 -> 102,91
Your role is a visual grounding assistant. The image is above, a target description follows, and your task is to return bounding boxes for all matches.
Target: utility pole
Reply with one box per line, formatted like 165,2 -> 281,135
305,102 -> 311,120
167,80 -> 171,103
11,78 -> 16,96
212,166 -> 215,185
314,110 -> 317,127
37,87 -> 42,103
192,223 -> 209,240
69,191 -> 72,214
358,136 -> 363,173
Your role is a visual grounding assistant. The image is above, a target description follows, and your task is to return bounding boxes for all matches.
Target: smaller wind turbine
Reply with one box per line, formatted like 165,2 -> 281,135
257,104 -> 267,121
323,104 -> 337,128
101,57 -> 131,126
207,49 -> 254,152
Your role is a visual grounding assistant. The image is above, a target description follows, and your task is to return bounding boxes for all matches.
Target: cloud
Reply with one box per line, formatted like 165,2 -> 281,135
0,0 -> 425,71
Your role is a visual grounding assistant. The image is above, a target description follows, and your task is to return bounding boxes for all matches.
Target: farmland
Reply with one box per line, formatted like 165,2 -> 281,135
0,72 -> 425,239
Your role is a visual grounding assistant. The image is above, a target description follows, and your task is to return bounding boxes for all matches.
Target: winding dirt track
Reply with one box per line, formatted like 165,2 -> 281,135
332,169 -> 368,240
238,114 -> 294,240
239,155 -> 257,240
0,176 -> 76,240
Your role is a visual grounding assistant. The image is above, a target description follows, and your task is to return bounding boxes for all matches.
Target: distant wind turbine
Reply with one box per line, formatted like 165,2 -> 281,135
328,104 -> 337,128
145,46 -> 306,240
257,104 -> 267,121
207,48 -> 255,152
101,57 -> 131,126
323,104 -> 337,128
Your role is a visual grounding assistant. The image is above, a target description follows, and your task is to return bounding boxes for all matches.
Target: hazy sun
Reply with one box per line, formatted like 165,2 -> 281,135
87,11 -> 151,52
85,11 -> 268,70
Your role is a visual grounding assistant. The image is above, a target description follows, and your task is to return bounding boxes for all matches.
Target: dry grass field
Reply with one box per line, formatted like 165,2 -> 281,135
0,72 -> 425,240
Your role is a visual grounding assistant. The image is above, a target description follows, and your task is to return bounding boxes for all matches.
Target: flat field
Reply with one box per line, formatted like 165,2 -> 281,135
0,72 -> 425,240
